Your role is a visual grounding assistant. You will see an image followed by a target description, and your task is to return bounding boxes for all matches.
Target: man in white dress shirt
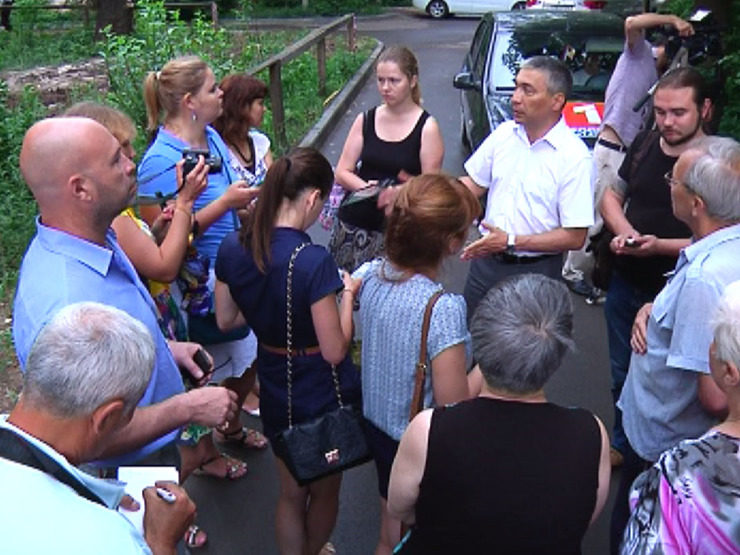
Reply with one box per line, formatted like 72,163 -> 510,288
461,56 -> 593,319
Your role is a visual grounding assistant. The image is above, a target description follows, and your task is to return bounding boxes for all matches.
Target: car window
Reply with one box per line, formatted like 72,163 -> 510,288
487,28 -> 623,99
469,19 -> 493,77
472,21 -> 493,77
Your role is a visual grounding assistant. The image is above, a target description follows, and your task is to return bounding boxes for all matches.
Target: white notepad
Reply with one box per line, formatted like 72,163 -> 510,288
117,466 -> 179,534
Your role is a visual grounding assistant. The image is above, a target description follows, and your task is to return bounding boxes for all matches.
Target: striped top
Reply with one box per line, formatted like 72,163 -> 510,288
359,259 -> 471,440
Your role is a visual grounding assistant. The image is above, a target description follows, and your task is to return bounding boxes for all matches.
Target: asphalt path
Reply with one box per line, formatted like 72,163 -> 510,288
184,10 -> 619,554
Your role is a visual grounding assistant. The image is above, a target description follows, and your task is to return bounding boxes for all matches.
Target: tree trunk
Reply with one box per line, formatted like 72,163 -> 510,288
95,0 -> 133,39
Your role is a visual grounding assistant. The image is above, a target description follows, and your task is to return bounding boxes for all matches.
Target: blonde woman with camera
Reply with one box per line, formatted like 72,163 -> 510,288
138,55 -> 268,452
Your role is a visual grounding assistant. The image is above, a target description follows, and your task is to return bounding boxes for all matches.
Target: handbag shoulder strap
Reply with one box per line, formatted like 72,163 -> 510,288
0,426 -> 106,507
285,242 -> 311,428
409,289 -> 444,422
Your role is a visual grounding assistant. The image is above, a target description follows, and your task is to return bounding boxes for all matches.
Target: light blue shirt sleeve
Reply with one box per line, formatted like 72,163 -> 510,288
666,275 -> 719,374
427,293 -> 471,364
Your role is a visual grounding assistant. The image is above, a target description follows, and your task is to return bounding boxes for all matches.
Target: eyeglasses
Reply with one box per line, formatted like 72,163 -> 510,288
664,171 -> 680,188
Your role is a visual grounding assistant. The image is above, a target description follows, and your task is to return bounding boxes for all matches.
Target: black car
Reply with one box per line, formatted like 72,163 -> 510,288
454,10 -> 625,150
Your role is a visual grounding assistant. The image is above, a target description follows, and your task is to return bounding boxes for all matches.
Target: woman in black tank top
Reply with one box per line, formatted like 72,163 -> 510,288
329,46 -> 444,272
388,275 -> 611,555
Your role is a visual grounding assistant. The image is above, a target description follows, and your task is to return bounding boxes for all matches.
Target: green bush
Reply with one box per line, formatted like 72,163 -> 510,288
717,3 -> 740,139
101,0 -> 370,153
0,84 -> 48,298
101,0 -> 315,154
0,1 -> 370,295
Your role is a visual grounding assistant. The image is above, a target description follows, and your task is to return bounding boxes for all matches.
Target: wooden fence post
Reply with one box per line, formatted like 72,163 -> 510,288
347,14 -> 356,51
210,1 -> 218,27
317,37 -> 327,99
269,61 -> 288,149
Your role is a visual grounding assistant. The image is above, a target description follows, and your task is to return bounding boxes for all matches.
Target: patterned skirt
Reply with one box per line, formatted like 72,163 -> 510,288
328,218 -> 384,272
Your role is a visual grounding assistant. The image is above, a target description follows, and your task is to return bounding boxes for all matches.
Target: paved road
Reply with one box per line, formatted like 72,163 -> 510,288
185,11 -> 620,554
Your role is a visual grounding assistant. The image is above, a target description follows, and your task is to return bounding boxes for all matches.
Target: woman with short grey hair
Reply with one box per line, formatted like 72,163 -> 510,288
388,274 -> 611,553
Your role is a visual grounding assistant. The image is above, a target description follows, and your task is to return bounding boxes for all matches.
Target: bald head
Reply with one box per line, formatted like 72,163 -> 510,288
20,117 -> 118,205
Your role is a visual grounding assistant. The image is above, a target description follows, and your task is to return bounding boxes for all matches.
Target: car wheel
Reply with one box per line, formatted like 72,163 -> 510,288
512,1 -> 526,9
426,0 -> 449,18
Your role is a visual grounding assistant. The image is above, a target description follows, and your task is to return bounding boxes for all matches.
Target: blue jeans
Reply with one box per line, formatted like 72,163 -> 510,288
603,271 -> 654,455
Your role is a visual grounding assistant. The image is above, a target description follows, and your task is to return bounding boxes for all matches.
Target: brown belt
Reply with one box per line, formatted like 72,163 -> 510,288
260,343 -> 322,356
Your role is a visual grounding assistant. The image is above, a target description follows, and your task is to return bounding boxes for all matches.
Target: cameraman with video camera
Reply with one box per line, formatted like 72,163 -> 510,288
563,11 -> 694,303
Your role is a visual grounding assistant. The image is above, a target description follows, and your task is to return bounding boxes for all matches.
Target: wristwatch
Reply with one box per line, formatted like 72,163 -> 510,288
506,233 -> 516,254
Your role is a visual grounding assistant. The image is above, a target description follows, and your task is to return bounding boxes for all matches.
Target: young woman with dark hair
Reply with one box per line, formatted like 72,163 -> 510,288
213,73 -> 273,187
215,148 -> 361,555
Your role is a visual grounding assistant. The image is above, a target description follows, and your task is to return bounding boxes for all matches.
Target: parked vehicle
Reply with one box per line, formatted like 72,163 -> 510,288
526,0 -> 607,10
412,0 -> 526,20
453,10 -> 624,150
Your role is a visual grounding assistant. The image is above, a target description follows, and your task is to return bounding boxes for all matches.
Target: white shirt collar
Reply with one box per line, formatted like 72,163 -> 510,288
514,116 -> 571,150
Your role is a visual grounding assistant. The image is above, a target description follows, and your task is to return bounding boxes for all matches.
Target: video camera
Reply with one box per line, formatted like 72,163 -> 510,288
663,9 -> 722,67
633,9 -> 723,114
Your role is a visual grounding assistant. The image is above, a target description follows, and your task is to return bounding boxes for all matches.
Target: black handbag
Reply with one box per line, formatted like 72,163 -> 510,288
587,226 -> 615,291
273,243 -> 371,486
337,177 -> 396,232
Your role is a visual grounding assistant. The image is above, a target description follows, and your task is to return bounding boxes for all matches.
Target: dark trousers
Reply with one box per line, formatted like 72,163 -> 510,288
463,253 -> 563,323
610,439 -> 651,554
603,272 -> 654,455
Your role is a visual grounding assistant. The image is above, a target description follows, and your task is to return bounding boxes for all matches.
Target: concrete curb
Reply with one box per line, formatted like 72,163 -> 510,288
299,39 -> 384,150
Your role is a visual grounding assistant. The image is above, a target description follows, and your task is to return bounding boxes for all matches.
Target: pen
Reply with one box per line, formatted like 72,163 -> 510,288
156,487 -> 177,504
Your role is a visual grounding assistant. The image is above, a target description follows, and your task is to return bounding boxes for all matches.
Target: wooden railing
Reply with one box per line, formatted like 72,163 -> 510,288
247,13 -> 356,149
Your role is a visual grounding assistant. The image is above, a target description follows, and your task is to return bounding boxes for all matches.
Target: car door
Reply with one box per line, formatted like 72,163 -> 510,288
466,0 -> 514,14
459,16 -> 493,149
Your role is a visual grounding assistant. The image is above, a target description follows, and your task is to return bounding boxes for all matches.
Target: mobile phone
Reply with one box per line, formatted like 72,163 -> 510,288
193,347 -> 212,373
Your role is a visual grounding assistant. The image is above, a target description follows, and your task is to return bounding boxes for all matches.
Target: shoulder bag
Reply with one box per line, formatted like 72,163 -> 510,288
409,289 -> 444,422
273,243 -> 371,486
0,427 -> 106,506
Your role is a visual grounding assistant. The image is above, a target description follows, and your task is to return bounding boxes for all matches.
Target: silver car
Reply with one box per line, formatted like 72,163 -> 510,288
412,0 -> 527,19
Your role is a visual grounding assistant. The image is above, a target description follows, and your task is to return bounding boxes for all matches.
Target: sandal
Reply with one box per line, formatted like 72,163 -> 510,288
320,542 -> 337,554
215,426 -> 268,450
193,453 -> 248,480
184,524 -> 207,549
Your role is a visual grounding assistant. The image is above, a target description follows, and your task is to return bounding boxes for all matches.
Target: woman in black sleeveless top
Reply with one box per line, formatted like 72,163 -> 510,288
329,45 -> 444,272
388,275 -> 611,554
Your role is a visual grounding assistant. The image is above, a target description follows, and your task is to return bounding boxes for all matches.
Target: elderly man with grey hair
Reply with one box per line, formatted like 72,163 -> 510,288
621,280 -> 740,553
460,56 -> 594,320
0,302 -> 196,554
612,136 -> 740,550
387,274 -> 610,553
